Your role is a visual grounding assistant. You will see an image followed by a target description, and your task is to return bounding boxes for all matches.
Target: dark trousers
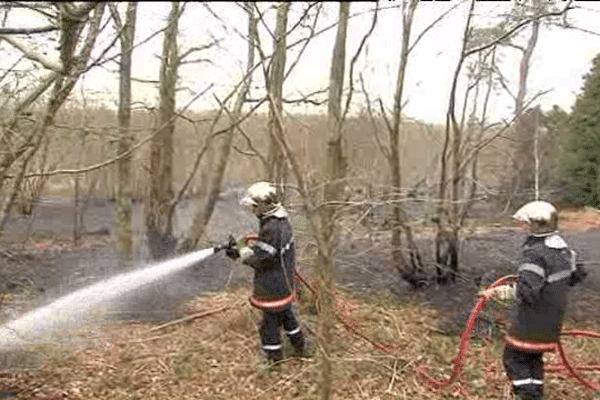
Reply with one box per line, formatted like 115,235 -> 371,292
259,304 -> 304,361
503,346 -> 544,400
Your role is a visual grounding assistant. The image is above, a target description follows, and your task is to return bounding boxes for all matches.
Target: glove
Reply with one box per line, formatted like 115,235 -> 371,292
570,263 -> 587,286
478,284 -> 515,304
223,234 -> 255,261
225,247 -> 240,260
238,246 -> 253,261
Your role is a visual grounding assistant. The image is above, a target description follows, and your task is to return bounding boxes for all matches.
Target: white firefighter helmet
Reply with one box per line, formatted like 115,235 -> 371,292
240,181 -> 279,215
512,200 -> 558,235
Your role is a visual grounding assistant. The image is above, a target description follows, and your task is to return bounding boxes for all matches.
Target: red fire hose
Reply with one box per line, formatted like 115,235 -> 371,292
295,268 -> 600,393
422,275 -> 600,392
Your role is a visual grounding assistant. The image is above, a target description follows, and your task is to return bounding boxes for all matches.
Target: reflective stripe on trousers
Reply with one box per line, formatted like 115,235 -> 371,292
503,345 -> 544,400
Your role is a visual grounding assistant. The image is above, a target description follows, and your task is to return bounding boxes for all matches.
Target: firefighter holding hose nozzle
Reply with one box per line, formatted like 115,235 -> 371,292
222,182 -> 306,364
479,201 -> 587,400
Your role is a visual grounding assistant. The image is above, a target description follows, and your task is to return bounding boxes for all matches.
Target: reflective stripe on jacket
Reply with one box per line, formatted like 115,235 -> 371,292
508,233 -> 585,343
242,213 -> 296,311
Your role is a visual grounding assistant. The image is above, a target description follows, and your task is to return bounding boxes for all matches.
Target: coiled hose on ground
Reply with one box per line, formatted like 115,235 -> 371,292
424,275 -> 600,392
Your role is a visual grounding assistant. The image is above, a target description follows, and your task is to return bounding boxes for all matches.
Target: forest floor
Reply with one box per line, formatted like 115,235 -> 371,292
1,194 -> 600,399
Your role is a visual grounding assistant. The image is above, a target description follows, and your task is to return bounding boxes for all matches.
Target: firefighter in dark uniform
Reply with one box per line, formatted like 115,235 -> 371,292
225,182 -> 305,363
480,201 -> 587,400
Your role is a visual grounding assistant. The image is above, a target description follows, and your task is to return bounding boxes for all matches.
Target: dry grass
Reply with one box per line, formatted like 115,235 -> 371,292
2,286 -> 600,399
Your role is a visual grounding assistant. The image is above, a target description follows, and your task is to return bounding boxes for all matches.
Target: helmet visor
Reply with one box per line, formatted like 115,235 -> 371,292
240,194 -> 256,207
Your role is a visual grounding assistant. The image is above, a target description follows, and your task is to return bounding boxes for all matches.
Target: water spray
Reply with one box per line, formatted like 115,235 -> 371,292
0,243 -> 232,350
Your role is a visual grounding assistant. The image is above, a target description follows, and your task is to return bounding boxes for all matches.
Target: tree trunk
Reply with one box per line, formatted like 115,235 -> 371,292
510,15 -> 540,206
515,18 -> 540,115
318,3 -> 349,399
0,3 -> 103,236
266,2 -> 289,191
146,2 -> 179,260
114,2 -> 137,266
389,0 -> 424,285
181,2 -> 257,251
435,0 -> 475,283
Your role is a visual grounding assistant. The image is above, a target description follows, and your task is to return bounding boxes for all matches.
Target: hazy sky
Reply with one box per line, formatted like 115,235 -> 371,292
6,1 -> 600,125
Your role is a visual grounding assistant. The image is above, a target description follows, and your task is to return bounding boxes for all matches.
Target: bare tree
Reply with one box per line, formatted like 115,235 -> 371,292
361,0 -> 460,286
110,2 -> 137,265
434,0 -> 573,282
387,0 -> 425,285
316,6 -> 350,398
502,0 -> 567,208
266,2 -> 290,192
180,2 -> 258,251
0,2 -> 104,234
146,1 -> 179,260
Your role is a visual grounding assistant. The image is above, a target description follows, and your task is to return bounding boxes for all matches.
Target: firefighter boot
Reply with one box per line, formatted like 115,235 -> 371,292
286,328 -> 306,357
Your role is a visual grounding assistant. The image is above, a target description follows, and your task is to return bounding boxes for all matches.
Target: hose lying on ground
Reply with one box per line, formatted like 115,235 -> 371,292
421,275 -> 600,392
294,266 -> 600,393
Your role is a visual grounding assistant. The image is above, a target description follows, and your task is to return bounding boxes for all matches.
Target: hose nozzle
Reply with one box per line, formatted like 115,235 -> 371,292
213,234 -> 237,253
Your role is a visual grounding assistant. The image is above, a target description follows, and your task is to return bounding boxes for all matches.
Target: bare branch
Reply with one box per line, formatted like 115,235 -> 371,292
0,25 -> 58,34
131,77 -> 160,84
478,48 -> 496,130
283,2 -> 321,82
494,63 -> 516,102
342,0 -> 378,123
202,3 -> 233,36
9,2 -> 57,20
170,139 -> 210,210
408,0 -> 464,54
179,58 -> 214,66
286,2 -> 319,36
0,35 -> 62,72
464,0 -> 574,58
549,21 -> 600,37
0,55 -> 24,87
360,73 -> 390,161
82,5 -> 181,74
178,40 -> 220,63
217,97 -> 269,170
19,84 -> 214,179
459,89 -> 551,174
13,71 -> 57,118
265,90 -> 310,201
503,41 -> 526,53
79,10 -> 125,75
284,97 -> 326,106
377,98 -> 393,137
232,145 -> 261,158
254,2 -> 276,42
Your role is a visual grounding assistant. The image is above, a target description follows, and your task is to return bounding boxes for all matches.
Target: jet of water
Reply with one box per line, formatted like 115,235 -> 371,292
0,248 -> 216,350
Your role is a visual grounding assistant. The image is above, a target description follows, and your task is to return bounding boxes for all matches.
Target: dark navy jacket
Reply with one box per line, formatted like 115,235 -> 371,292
242,213 -> 296,311
508,233 -> 586,345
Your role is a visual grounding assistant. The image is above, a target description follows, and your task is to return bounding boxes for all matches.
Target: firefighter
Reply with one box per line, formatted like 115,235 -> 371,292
225,181 -> 306,363
480,200 -> 587,400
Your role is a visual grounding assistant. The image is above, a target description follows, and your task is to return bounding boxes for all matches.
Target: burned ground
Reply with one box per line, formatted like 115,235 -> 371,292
1,189 -> 599,333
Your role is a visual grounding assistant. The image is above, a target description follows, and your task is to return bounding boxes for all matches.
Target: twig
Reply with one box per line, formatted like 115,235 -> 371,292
341,0 -> 379,124
464,0 -> 574,58
18,84 -> 213,178
0,25 -> 58,34
125,334 -> 172,344
147,303 -> 241,333
249,363 -> 314,400
386,359 -> 399,394
408,1 -> 463,54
